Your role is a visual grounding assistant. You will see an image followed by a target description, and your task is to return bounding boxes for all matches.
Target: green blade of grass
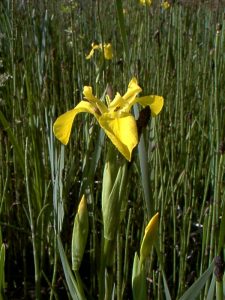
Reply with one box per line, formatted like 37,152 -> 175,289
155,242 -> 172,300
0,110 -> 24,172
206,275 -> 216,300
0,244 -> 5,294
179,260 -> 214,300
115,0 -> 128,59
57,235 -> 86,300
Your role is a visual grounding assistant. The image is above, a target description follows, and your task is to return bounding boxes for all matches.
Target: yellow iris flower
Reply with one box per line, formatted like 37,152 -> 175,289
53,78 -> 164,161
139,0 -> 152,6
161,1 -> 170,9
86,42 -> 113,60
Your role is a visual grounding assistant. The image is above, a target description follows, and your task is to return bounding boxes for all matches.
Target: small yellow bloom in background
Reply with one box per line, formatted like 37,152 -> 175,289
140,212 -> 159,264
85,43 -> 101,60
139,0 -> 152,6
53,78 -> 164,161
161,1 -> 170,9
86,42 -> 113,60
103,43 -> 113,60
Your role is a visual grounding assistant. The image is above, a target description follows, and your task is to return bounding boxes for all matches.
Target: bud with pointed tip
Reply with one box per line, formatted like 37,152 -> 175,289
71,195 -> 89,271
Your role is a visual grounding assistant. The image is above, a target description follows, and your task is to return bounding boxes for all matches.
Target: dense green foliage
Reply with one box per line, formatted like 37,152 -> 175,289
0,0 -> 225,299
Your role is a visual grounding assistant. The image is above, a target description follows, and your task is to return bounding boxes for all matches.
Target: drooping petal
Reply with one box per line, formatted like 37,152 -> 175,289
53,101 -> 101,145
137,95 -> 164,116
86,43 -> 101,60
99,112 -> 138,161
122,78 -> 142,111
86,48 -> 95,60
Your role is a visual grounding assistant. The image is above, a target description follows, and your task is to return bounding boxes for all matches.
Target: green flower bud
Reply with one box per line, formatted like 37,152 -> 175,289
71,195 -> 89,271
132,252 -> 147,300
102,146 -> 128,241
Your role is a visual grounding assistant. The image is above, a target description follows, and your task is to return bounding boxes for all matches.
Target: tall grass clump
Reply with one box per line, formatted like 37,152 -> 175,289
0,0 -> 225,299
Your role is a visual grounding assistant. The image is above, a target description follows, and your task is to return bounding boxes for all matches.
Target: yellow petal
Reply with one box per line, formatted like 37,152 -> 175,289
86,43 -> 101,59
137,95 -> 164,116
140,212 -> 159,264
92,43 -> 101,50
83,86 -> 108,114
99,112 -> 138,161
53,101 -> 100,145
139,0 -> 152,5
103,43 -> 113,60
108,92 -> 127,111
122,78 -> 142,111
86,48 -> 95,60
105,78 -> 141,114
123,77 -> 142,101
161,1 -> 170,9
83,86 -> 98,102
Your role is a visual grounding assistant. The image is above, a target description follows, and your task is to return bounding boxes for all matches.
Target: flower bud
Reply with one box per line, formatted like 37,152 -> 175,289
132,252 -> 147,300
140,212 -> 159,264
102,146 -> 128,240
71,195 -> 89,271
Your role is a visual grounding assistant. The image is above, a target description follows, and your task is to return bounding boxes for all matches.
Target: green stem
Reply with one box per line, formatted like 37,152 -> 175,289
104,267 -> 114,300
25,139 -> 40,299
99,238 -> 115,300
104,239 -> 115,298
116,233 -> 122,300
50,235 -> 58,300
135,131 -> 153,218
115,0 -> 129,59
74,271 -> 87,300
104,238 -> 115,268
216,281 -> 223,300
214,26 -> 222,288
